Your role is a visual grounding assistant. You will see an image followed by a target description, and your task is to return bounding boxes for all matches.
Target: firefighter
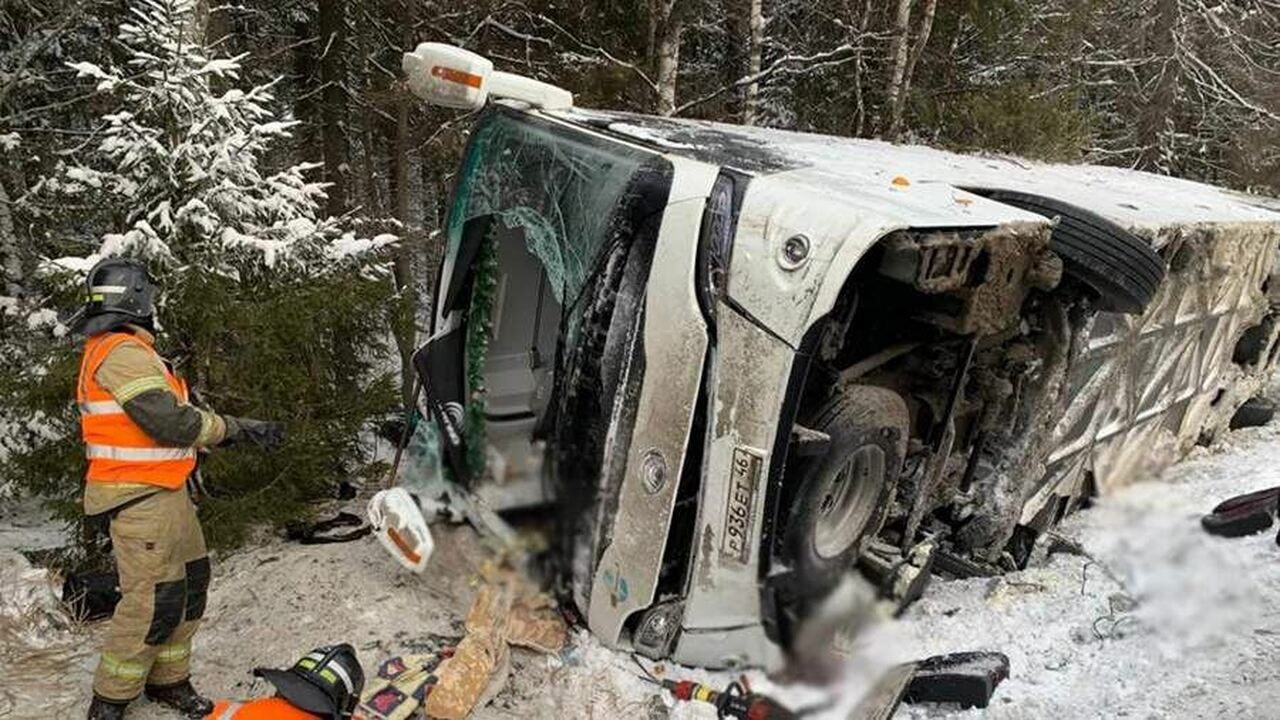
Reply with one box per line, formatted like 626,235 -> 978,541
73,258 -> 284,720
205,644 -> 365,719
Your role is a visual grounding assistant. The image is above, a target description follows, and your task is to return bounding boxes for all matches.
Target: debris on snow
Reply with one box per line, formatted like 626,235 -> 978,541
425,562 -> 567,719
903,651 -> 1011,710
895,419 -> 1280,719
0,550 -> 66,636
12,403 -> 1280,720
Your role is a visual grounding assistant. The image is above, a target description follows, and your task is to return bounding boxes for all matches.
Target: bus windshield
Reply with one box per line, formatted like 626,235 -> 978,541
445,108 -> 670,309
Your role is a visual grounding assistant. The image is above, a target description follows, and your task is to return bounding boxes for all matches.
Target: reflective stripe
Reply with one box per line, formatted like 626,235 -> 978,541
86,444 -> 195,461
114,375 -> 172,403
90,284 -> 128,294
155,641 -> 191,664
195,409 -> 219,446
326,658 -> 355,695
216,701 -> 244,720
298,651 -> 354,695
79,400 -> 124,415
99,653 -> 147,681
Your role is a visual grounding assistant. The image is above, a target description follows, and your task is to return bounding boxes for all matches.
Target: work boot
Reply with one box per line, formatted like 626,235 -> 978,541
144,679 -> 214,718
87,696 -> 128,720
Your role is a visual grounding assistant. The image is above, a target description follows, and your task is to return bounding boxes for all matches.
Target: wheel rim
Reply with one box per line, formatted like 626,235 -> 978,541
813,444 -> 885,560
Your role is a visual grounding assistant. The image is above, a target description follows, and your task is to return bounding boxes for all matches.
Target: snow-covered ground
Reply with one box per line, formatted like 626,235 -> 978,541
2,419 -> 1279,719
894,421 -> 1280,719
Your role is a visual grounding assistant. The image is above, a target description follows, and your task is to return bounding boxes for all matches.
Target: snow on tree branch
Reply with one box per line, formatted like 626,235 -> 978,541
40,0 -> 396,283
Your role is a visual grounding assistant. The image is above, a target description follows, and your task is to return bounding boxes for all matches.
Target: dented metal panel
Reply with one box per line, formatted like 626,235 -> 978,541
677,306 -> 795,651
723,173 -> 1048,348
587,159 -> 718,646
1024,227 -> 1280,522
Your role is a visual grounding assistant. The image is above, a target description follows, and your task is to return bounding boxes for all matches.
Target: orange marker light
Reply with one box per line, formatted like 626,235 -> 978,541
892,175 -> 911,187
431,65 -> 483,89
387,526 -> 422,564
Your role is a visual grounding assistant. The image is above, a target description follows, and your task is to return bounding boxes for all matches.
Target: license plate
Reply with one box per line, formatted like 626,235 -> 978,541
721,446 -> 764,564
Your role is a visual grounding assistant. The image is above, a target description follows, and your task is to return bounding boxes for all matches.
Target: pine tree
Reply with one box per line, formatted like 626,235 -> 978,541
1,0 -> 398,548
44,0 -> 394,275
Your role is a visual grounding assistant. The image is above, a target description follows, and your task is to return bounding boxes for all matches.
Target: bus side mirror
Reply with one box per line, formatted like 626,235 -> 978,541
402,43 -> 573,110
402,43 -> 493,110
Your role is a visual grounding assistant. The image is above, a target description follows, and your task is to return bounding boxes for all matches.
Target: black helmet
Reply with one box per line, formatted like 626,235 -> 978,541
253,644 -> 365,719
68,257 -> 157,336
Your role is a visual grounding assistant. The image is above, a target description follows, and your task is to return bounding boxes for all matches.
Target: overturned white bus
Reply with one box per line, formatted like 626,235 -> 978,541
405,44 -> 1280,670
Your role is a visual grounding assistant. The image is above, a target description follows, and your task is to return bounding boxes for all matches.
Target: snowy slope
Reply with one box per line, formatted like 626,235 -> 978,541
895,422 -> 1280,719
5,412 -> 1279,718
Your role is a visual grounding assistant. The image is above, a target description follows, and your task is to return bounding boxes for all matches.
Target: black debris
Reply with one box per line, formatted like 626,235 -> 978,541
285,511 -> 372,545
62,571 -> 122,622
932,549 -> 1001,579
1230,396 -> 1277,430
1202,486 -> 1278,538
904,651 -> 1011,710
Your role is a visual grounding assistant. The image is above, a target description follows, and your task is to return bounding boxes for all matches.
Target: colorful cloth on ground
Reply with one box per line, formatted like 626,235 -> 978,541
354,653 -> 448,720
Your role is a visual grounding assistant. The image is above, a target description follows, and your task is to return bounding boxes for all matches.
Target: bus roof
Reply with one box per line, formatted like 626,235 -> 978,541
545,106 -> 1280,238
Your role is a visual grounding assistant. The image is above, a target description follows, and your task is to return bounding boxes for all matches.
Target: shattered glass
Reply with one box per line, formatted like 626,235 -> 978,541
446,110 -> 654,308
406,108 -> 671,500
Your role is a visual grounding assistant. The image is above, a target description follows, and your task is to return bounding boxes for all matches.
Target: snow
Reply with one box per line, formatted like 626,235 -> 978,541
196,57 -> 243,77
7,408 -> 1280,718
66,61 -> 119,91
45,5 -> 386,278
0,132 -> 19,151
63,167 -> 103,188
100,220 -> 175,261
552,108 -> 1280,234
606,122 -> 698,150
24,308 -> 66,337
46,255 -> 98,274
894,421 -> 1280,719
326,232 -> 398,261
252,120 -> 298,137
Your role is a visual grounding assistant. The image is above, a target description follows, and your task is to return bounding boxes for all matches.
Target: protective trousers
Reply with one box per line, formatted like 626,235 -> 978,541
93,488 -> 211,701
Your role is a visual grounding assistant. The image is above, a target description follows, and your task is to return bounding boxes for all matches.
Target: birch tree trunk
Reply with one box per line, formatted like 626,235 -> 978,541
882,0 -> 913,137
888,0 -> 936,139
852,0 -> 873,136
653,0 -> 687,116
1136,0 -> 1180,171
389,96 -> 418,405
389,12 -> 425,406
742,0 -> 765,126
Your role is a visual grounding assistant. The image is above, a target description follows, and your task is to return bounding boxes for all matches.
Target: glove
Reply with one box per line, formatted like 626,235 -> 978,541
223,416 -> 285,450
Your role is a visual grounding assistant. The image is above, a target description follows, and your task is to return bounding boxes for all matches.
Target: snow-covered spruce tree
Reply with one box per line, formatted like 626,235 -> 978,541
1,0 -> 399,551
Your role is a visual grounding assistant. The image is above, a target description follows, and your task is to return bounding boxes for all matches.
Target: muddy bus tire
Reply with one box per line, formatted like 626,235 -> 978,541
968,188 -> 1165,314
782,385 -> 909,600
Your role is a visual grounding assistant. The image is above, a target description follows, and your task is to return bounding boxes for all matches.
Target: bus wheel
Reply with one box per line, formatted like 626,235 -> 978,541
782,384 -> 909,599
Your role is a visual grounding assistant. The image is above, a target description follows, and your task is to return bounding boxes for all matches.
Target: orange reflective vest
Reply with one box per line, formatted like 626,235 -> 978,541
77,331 -> 196,489
205,698 -> 322,720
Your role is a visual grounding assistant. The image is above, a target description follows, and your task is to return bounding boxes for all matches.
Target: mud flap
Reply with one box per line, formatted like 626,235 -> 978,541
904,651 -> 1011,709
